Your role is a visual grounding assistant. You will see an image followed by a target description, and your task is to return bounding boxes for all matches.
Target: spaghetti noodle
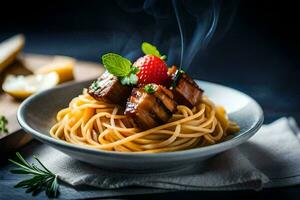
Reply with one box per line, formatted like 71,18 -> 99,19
50,89 -> 239,153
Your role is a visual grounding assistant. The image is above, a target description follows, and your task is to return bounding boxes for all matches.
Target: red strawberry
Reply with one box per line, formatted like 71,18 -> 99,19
134,55 -> 168,85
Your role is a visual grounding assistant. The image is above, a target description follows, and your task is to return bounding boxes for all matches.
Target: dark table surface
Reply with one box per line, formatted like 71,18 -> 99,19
0,0 -> 300,199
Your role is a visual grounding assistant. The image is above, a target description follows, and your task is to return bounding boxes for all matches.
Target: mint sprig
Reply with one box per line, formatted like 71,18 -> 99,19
120,73 -> 138,85
141,42 -> 167,60
102,53 -> 132,77
101,53 -> 139,86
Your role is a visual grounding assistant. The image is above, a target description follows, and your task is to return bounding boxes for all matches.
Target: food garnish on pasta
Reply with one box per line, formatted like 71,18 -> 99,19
50,42 -> 239,153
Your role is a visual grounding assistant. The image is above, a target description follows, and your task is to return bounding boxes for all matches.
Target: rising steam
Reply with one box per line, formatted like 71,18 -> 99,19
116,0 -> 235,70
172,0 -> 220,70
172,0 -> 184,69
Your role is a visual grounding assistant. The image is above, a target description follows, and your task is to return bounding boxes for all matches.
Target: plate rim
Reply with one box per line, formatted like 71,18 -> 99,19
17,80 -> 264,159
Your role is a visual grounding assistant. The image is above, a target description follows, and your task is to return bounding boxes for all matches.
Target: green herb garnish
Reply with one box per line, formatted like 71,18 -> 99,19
172,69 -> 185,87
144,84 -> 157,94
101,53 -> 139,86
9,152 -> 59,198
141,42 -> 167,60
90,80 -> 100,91
0,115 -> 8,134
120,73 -> 139,85
102,53 -> 132,77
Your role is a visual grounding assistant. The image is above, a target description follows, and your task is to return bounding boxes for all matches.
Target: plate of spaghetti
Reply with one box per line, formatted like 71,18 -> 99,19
18,43 -> 263,172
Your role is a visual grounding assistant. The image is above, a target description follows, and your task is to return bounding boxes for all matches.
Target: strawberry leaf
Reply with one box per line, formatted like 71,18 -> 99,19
141,42 -> 161,57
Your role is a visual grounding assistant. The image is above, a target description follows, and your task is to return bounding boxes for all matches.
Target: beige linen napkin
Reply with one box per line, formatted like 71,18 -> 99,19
31,117 -> 299,192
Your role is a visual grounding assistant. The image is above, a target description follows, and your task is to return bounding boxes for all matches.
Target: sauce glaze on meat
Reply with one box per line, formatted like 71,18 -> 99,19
168,66 -> 204,108
88,71 -> 132,105
125,84 -> 177,130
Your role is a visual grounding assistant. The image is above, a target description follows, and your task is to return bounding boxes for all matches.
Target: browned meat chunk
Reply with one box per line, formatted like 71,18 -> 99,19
168,66 -> 204,108
125,84 -> 177,130
88,71 -> 132,105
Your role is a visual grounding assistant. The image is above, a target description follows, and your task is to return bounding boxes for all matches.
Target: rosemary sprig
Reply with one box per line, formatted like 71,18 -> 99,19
9,152 -> 59,198
0,115 -> 8,134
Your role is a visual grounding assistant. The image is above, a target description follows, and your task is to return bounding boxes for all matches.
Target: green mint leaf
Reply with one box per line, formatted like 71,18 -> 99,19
130,66 -> 140,74
141,42 -> 161,57
102,53 -> 132,77
129,74 -> 138,85
120,76 -> 130,85
144,84 -> 157,94
120,74 -> 138,86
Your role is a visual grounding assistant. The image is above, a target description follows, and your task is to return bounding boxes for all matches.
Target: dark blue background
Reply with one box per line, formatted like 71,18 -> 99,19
0,0 -> 299,199
1,0 -> 299,123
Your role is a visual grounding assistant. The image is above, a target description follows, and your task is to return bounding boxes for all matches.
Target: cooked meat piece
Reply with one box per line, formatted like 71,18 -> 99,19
154,86 -> 177,114
88,71 -> 132,105
125,84 -> 177,130
168,66 -> 204,108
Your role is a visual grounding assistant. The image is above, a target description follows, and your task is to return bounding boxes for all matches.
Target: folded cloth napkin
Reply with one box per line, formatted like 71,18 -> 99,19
31,117 -> 300,194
